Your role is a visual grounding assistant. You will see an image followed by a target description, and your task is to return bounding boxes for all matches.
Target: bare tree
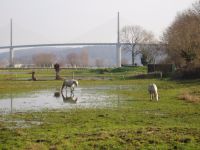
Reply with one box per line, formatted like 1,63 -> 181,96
120,25 -> 155,65
163,1 -> 200,67
66,52 -> 80,67
191,0 -> 200,17
80,49 -> 89,67
121,57 -> 129,65
140,44 -> 166,65
14,57 -> 32,65
0,59 -> 8,67
95,58 -> 105,67
32,53 -> 56,67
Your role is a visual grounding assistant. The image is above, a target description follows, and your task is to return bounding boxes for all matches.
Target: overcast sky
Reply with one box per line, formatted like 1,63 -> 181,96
0,0 -> 196,46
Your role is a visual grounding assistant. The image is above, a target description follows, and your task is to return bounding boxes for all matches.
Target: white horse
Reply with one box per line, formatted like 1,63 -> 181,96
61,79 -> 78,96
148,83 -> 159,101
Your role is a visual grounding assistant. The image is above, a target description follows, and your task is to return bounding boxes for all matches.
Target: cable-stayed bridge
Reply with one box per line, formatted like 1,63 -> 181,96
0,13 -> 135,67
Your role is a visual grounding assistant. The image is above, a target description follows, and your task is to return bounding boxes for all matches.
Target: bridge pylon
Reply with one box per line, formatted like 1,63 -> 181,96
116,12 -> 121,67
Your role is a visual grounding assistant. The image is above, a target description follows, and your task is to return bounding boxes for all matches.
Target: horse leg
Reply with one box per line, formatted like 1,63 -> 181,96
153,92 -> 156,100
150,93 -> 152,101
70,87 -> 74,97
71,91 -> 74,97
156,92 -> 159,101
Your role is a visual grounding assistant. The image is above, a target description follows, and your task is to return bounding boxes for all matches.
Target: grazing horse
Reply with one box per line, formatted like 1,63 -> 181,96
61,79 -> 78,96
148,83 -> 159,101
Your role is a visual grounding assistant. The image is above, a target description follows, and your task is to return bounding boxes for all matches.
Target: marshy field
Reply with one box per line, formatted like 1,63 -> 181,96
0,67 -> 200,149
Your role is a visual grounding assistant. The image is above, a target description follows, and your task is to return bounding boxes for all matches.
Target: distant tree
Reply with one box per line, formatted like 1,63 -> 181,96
120,25 -> 155,65
163,0 -> 200,67
0,59 -> 8,67
14,57 -> 32,65
54,54 -> 67,67
80,49 -> 89,67
140,52 -> 148,66
95,58 -> 104,67
121,57 -> 129,65
140,44 -> 166,66
32,53 -> 56,67
66,52 -> 80,67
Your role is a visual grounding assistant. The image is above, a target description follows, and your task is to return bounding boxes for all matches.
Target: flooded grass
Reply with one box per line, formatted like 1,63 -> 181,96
0,86 -> 117,114
0,77 -> 200,149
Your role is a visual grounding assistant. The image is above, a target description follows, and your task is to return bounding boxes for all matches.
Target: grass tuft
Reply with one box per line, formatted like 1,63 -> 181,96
178,91 -> 200,103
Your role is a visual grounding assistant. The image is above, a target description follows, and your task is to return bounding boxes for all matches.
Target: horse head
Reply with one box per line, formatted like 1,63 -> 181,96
73,80 -> 78,87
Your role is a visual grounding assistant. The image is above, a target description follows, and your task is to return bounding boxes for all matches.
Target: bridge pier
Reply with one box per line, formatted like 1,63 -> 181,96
9,47 -> 13,67
116,44 -> 121,67
9,19 -> 14,67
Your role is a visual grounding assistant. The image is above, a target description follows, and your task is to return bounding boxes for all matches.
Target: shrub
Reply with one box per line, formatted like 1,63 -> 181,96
172,67 -> 200,79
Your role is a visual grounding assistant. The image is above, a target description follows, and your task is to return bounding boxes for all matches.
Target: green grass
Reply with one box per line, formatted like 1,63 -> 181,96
0,66 -> 147,81
0,67 -> 200,149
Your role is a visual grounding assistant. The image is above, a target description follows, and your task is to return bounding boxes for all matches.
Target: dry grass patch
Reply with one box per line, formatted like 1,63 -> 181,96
25,143 -> 48,150
178,90 -> 200,103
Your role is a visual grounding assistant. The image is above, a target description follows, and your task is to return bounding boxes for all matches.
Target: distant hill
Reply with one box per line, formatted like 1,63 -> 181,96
0,45 -> 147,67
0,46 -> 123,67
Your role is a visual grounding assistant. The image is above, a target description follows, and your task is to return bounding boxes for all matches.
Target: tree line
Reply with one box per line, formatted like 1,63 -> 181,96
120,0 -> 200,68
30,49 -> 106,68
163,0 -> 200,68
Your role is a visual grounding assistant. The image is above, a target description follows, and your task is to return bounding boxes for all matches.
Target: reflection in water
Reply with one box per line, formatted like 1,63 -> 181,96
11,93 -> 13,114
61,91 -> 78,104
0,86 -> 117,114
54,91 -> 78,104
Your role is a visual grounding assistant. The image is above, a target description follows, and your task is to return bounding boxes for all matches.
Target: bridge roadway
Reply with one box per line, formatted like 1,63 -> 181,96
0,43 -> 160,49
0,42 -> 121,49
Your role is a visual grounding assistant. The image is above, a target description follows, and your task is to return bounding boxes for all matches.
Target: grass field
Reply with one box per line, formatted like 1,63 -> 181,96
0,67 -> 200,149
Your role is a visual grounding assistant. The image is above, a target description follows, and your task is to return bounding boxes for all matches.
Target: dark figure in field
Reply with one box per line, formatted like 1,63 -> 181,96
54,63 -> 62,80
31,71 -> 37,81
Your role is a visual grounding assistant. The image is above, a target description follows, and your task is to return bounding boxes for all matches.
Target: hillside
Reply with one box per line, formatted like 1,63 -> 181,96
0,45 -> 144,67
0,46 -> 121,66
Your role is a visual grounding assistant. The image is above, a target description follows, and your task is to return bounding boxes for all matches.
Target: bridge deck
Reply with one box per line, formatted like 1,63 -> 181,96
0,43 -> 120,49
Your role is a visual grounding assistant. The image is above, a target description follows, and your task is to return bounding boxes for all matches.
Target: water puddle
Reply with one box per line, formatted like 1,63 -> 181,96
0,86 -> 118,114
